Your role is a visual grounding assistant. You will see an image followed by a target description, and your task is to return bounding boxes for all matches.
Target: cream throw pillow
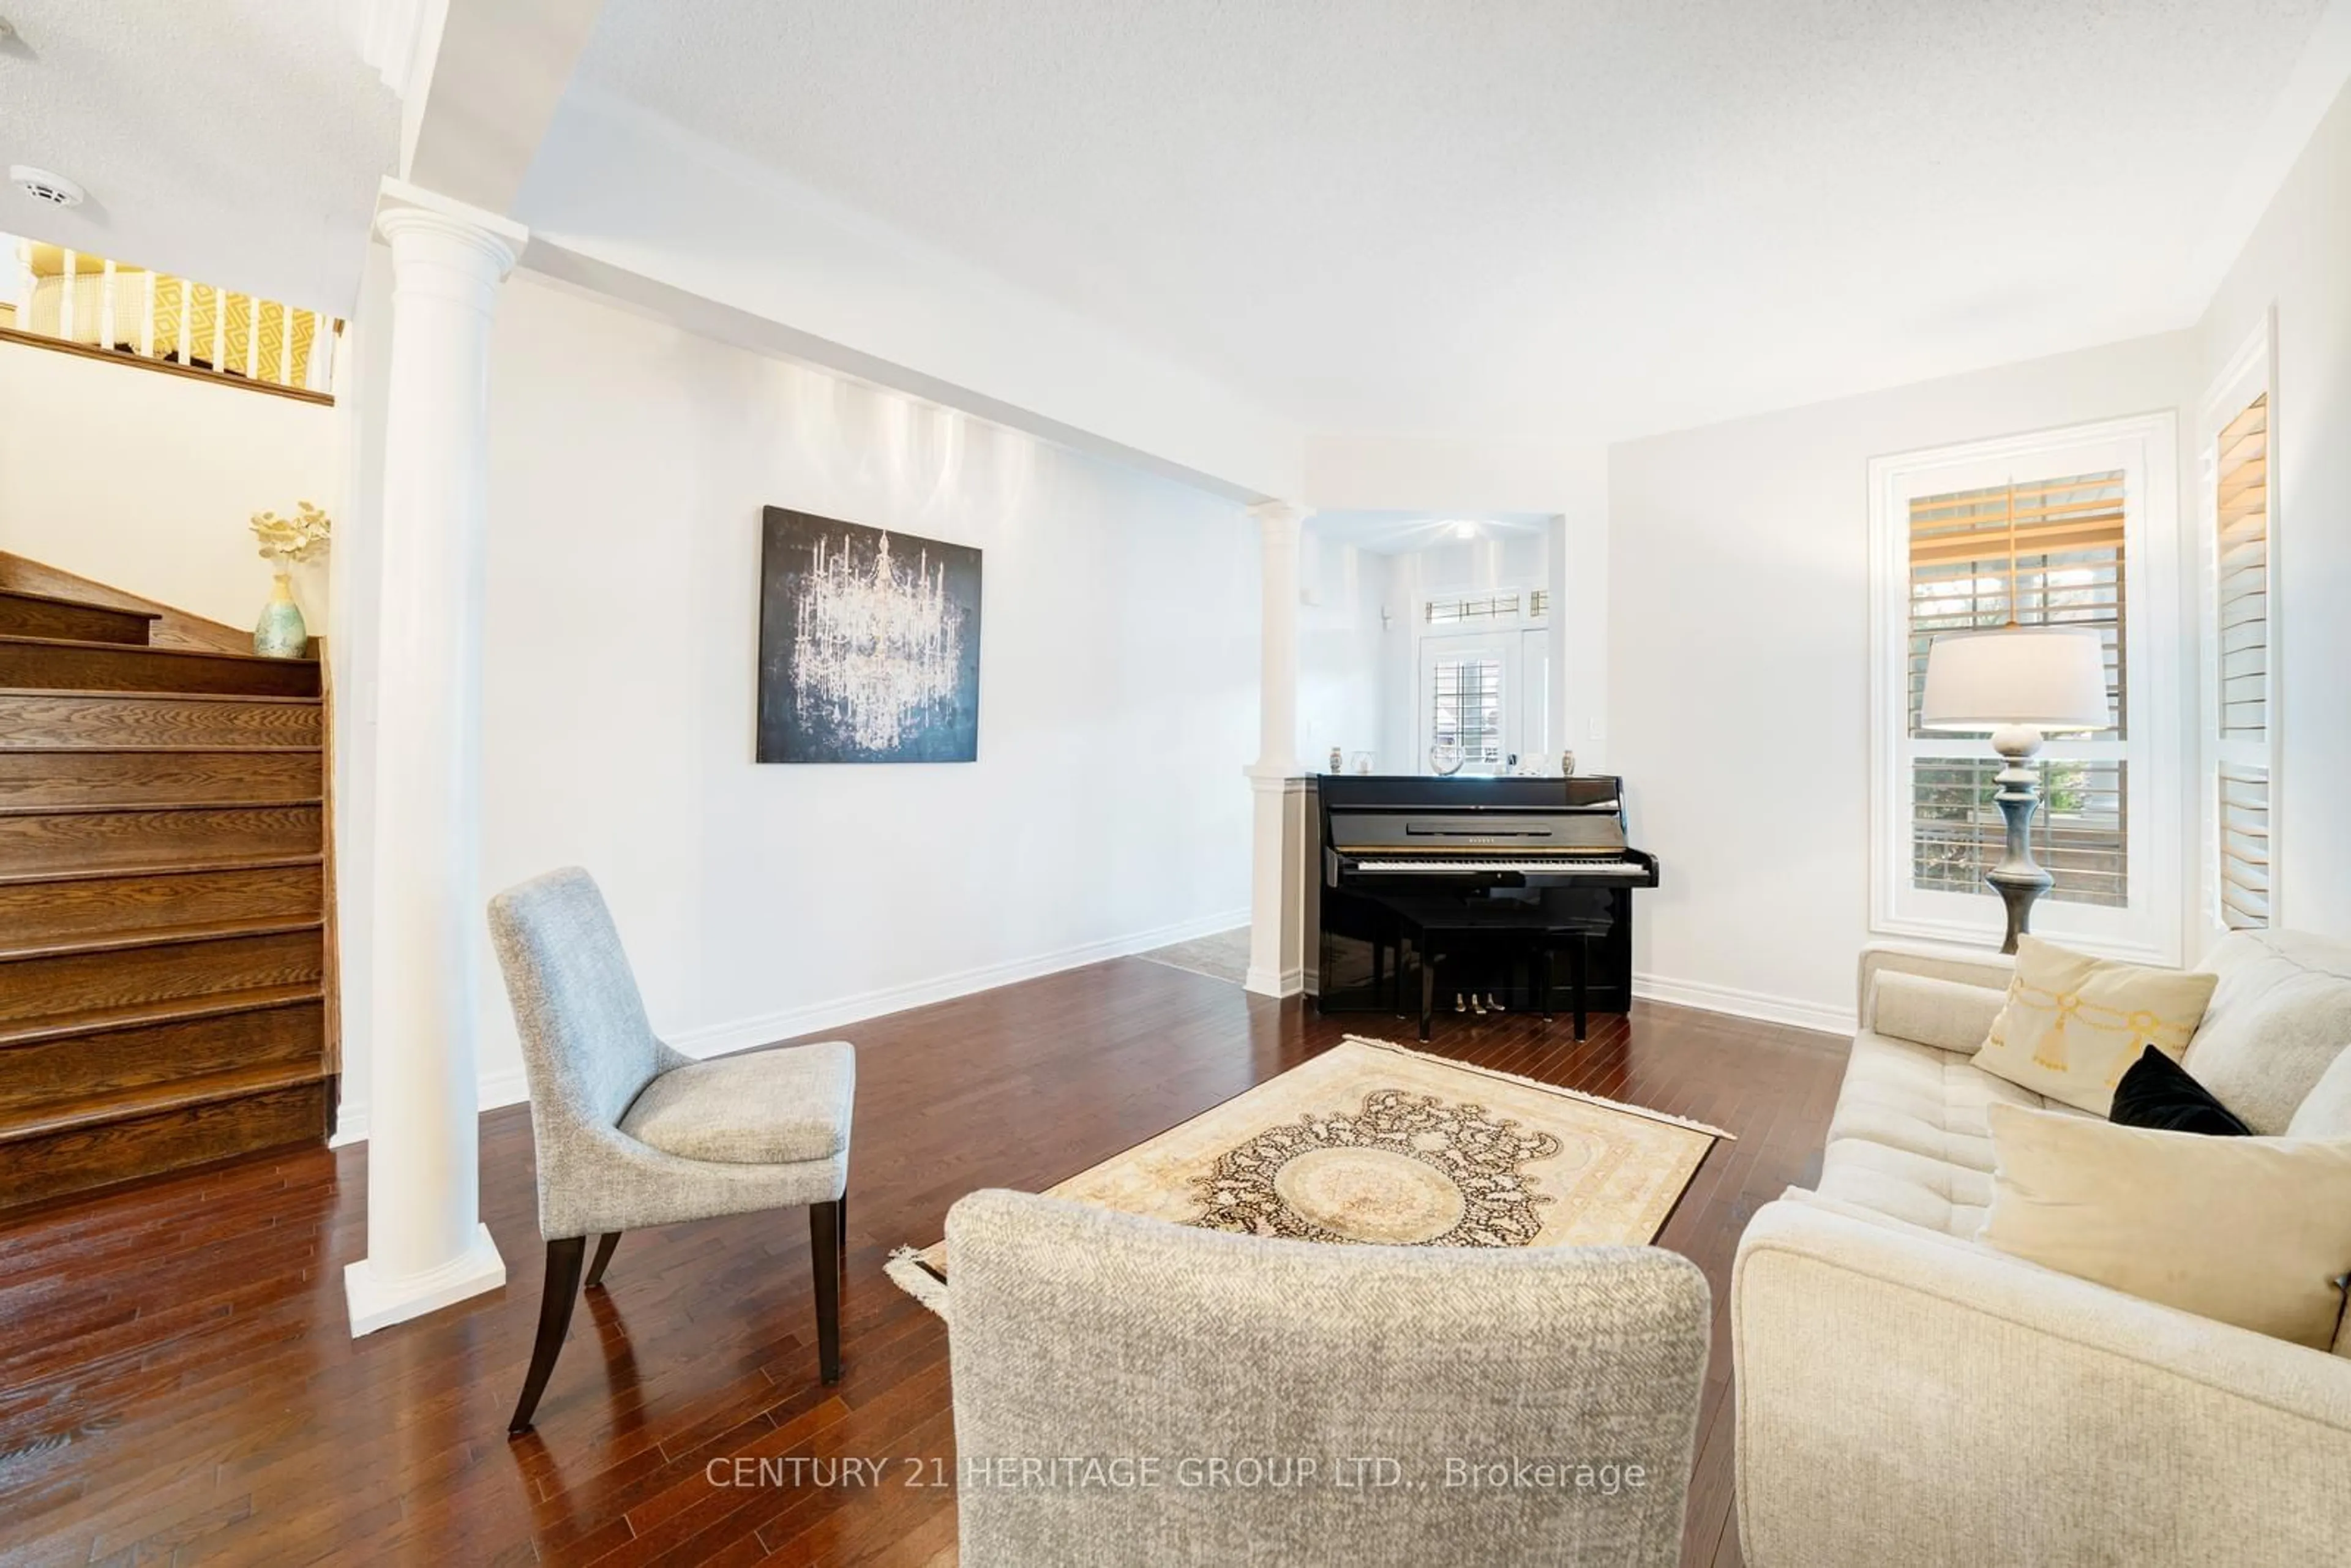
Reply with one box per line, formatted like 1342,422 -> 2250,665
1981,1102 -> 2351,1351
1973,936 -> 2218,1116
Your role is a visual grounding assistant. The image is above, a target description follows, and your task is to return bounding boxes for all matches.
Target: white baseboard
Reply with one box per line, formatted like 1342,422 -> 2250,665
666,904 -> 1251,1060
331,906 -> 1248,1145
1243,963 -> 1305,998
1632,972 -> 1856,1038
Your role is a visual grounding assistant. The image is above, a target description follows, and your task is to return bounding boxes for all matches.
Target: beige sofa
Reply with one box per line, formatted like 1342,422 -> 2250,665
1732,931 -> 2351,1567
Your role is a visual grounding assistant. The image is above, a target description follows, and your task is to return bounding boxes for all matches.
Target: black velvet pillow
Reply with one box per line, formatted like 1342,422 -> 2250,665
2109,1046 -> 2252,1136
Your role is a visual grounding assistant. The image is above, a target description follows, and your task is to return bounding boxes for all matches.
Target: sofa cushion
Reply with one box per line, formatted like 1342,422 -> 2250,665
1817,1031 -> 2093,1237
2186,931 -> 2351,1135
2289,1047 -> 2351,1141
1818,1136 -> 1997,1237
1981,1102 -> 2351,1351
1975,936 -> 2216,1116
1867,972 -> 2008,1053
1829,1030 -> 2049,1174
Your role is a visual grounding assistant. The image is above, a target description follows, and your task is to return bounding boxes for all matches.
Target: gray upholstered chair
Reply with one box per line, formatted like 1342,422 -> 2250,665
946,1189 -> 1711,1567
489,866 -> 854,1435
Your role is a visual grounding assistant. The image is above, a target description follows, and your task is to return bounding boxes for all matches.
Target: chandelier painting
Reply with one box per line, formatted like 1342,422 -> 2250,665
756,508 -> 983,763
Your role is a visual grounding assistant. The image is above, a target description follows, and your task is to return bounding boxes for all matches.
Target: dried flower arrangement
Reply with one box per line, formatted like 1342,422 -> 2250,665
250,501 -> 332,568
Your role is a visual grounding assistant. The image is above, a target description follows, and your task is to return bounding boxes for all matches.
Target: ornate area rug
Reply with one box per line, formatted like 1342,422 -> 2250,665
885,1035 -> 1727,1318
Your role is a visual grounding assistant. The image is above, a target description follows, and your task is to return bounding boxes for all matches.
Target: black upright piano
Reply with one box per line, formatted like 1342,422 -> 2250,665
1315,775 -> 1660,1040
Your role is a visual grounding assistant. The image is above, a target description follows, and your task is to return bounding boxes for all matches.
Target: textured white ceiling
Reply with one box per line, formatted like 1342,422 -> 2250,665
573,0 -> 2332,441
0,1 -> 396,313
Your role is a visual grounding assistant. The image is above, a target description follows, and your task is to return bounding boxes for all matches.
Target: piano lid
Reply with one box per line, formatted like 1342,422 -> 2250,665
1320,775 -> 1630,855
1318,774 -> 1624,812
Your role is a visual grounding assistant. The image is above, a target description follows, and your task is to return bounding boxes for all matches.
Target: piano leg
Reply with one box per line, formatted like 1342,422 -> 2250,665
1373,936 -> 1387,1013
1570,937 -> 1589,1042
1419,955 -> 1436,1043
1537,946 -> 1554,1025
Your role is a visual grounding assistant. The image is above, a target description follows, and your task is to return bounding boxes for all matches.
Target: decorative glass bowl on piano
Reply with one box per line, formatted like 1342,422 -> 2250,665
1428,743 -> 1466,776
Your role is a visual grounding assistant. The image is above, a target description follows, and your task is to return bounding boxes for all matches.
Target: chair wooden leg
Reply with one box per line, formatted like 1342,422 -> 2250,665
584,1231 -> 621,1289
509,1236 -> 587,1436
837,1191 -> 849,1270
809,1200 -> 843,1385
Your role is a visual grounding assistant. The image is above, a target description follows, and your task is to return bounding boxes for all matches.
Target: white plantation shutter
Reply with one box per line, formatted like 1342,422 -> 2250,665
2208,394 -> 2273,929
1907,474 -> 2129,908
1429,656 -> 1504,766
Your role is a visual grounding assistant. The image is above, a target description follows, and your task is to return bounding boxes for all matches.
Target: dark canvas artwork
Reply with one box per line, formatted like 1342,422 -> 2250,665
756,507 -> 983,763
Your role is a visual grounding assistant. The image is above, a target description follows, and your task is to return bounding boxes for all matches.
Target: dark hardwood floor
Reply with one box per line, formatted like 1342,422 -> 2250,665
0,955 -> 1847,1566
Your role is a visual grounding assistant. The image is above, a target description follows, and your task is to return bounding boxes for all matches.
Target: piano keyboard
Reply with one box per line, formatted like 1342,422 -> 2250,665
1352,858 -> 1647,874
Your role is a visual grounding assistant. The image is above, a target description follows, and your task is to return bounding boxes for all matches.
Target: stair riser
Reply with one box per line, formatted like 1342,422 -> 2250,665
0,692 -> 321,749
0,865 -> 325,947
0,1080 -> 329,1210
0,642 -> 317,698
0,593 -> 155,646
0,932 -> 323,1027
0,1002 -> 324,1118
0,750 -> 321,809
0,805 -> 322,876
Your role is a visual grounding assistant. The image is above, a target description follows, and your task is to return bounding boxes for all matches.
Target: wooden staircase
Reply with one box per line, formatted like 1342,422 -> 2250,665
0,566 -> 334,1210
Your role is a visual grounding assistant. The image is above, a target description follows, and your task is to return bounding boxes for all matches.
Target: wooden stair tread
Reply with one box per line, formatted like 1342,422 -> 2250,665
0,743 -> 323,754
0,917 -> 326,965
0,633 -> 316,667
0,688 -> 320,705
0,587 -> 162,620
0,851 -> 324,888
0,797 -> 323,818
0,1061 -> 328,1144
0,983 -> 325,1049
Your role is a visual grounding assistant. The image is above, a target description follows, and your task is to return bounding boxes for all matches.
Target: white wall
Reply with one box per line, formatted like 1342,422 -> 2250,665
1607,331 -> 2200,1030
0,341 -> 337,629
1297,531 -> 1393,774
2196,72 -> 2351,939
336,270 -> 1259,1133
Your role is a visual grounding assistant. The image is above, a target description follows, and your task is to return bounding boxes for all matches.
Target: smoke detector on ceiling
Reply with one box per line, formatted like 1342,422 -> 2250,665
10,167 -> 86,208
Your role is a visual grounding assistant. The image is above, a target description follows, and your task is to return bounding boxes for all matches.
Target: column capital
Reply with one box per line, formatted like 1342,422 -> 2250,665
375,177 -> 528,280
1247,498 -> 1311,533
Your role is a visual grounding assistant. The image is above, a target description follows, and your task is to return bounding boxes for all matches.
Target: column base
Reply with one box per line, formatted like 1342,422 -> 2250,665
1243,964 -> 1305,999
345,1223 -> 507,1338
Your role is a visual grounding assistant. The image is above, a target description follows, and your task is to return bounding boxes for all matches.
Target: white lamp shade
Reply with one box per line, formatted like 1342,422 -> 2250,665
1920,626 -> 2112,732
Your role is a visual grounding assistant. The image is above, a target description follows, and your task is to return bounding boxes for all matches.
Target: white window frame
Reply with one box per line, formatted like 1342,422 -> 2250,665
1867,413 -> 2184,964
2197,313 -> 2282,940
1415,585 -> 1550,776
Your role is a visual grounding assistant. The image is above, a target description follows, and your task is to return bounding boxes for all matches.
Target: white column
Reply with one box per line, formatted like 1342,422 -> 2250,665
344,181 -> 526,1338
1245,500 -> 1308,999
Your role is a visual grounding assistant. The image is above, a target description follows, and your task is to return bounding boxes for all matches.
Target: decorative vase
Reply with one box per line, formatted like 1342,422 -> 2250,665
1560,749 -> 1577,777
253,572 -> 309,658
1429,743 -> 1465,776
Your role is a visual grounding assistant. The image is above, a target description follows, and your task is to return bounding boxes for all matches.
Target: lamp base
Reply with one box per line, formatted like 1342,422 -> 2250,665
1986,726 -> 2050,955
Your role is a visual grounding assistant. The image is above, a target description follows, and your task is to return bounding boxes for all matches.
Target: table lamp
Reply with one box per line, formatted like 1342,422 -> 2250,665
1920,624 -> 2112,952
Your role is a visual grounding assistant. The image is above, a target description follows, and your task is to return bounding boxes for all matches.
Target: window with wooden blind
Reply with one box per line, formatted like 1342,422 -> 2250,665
1870,415 -> 2183,963
1906,472 -> 2129,909
2202,333 -> 2277,933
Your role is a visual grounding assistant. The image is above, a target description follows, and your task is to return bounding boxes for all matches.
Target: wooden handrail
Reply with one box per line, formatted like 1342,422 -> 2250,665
0,324 -> 334,407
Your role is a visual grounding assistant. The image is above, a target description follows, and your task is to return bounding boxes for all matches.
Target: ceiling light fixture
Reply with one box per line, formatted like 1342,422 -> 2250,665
1452,520 -> 1478,539
10,166 -> 86,208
